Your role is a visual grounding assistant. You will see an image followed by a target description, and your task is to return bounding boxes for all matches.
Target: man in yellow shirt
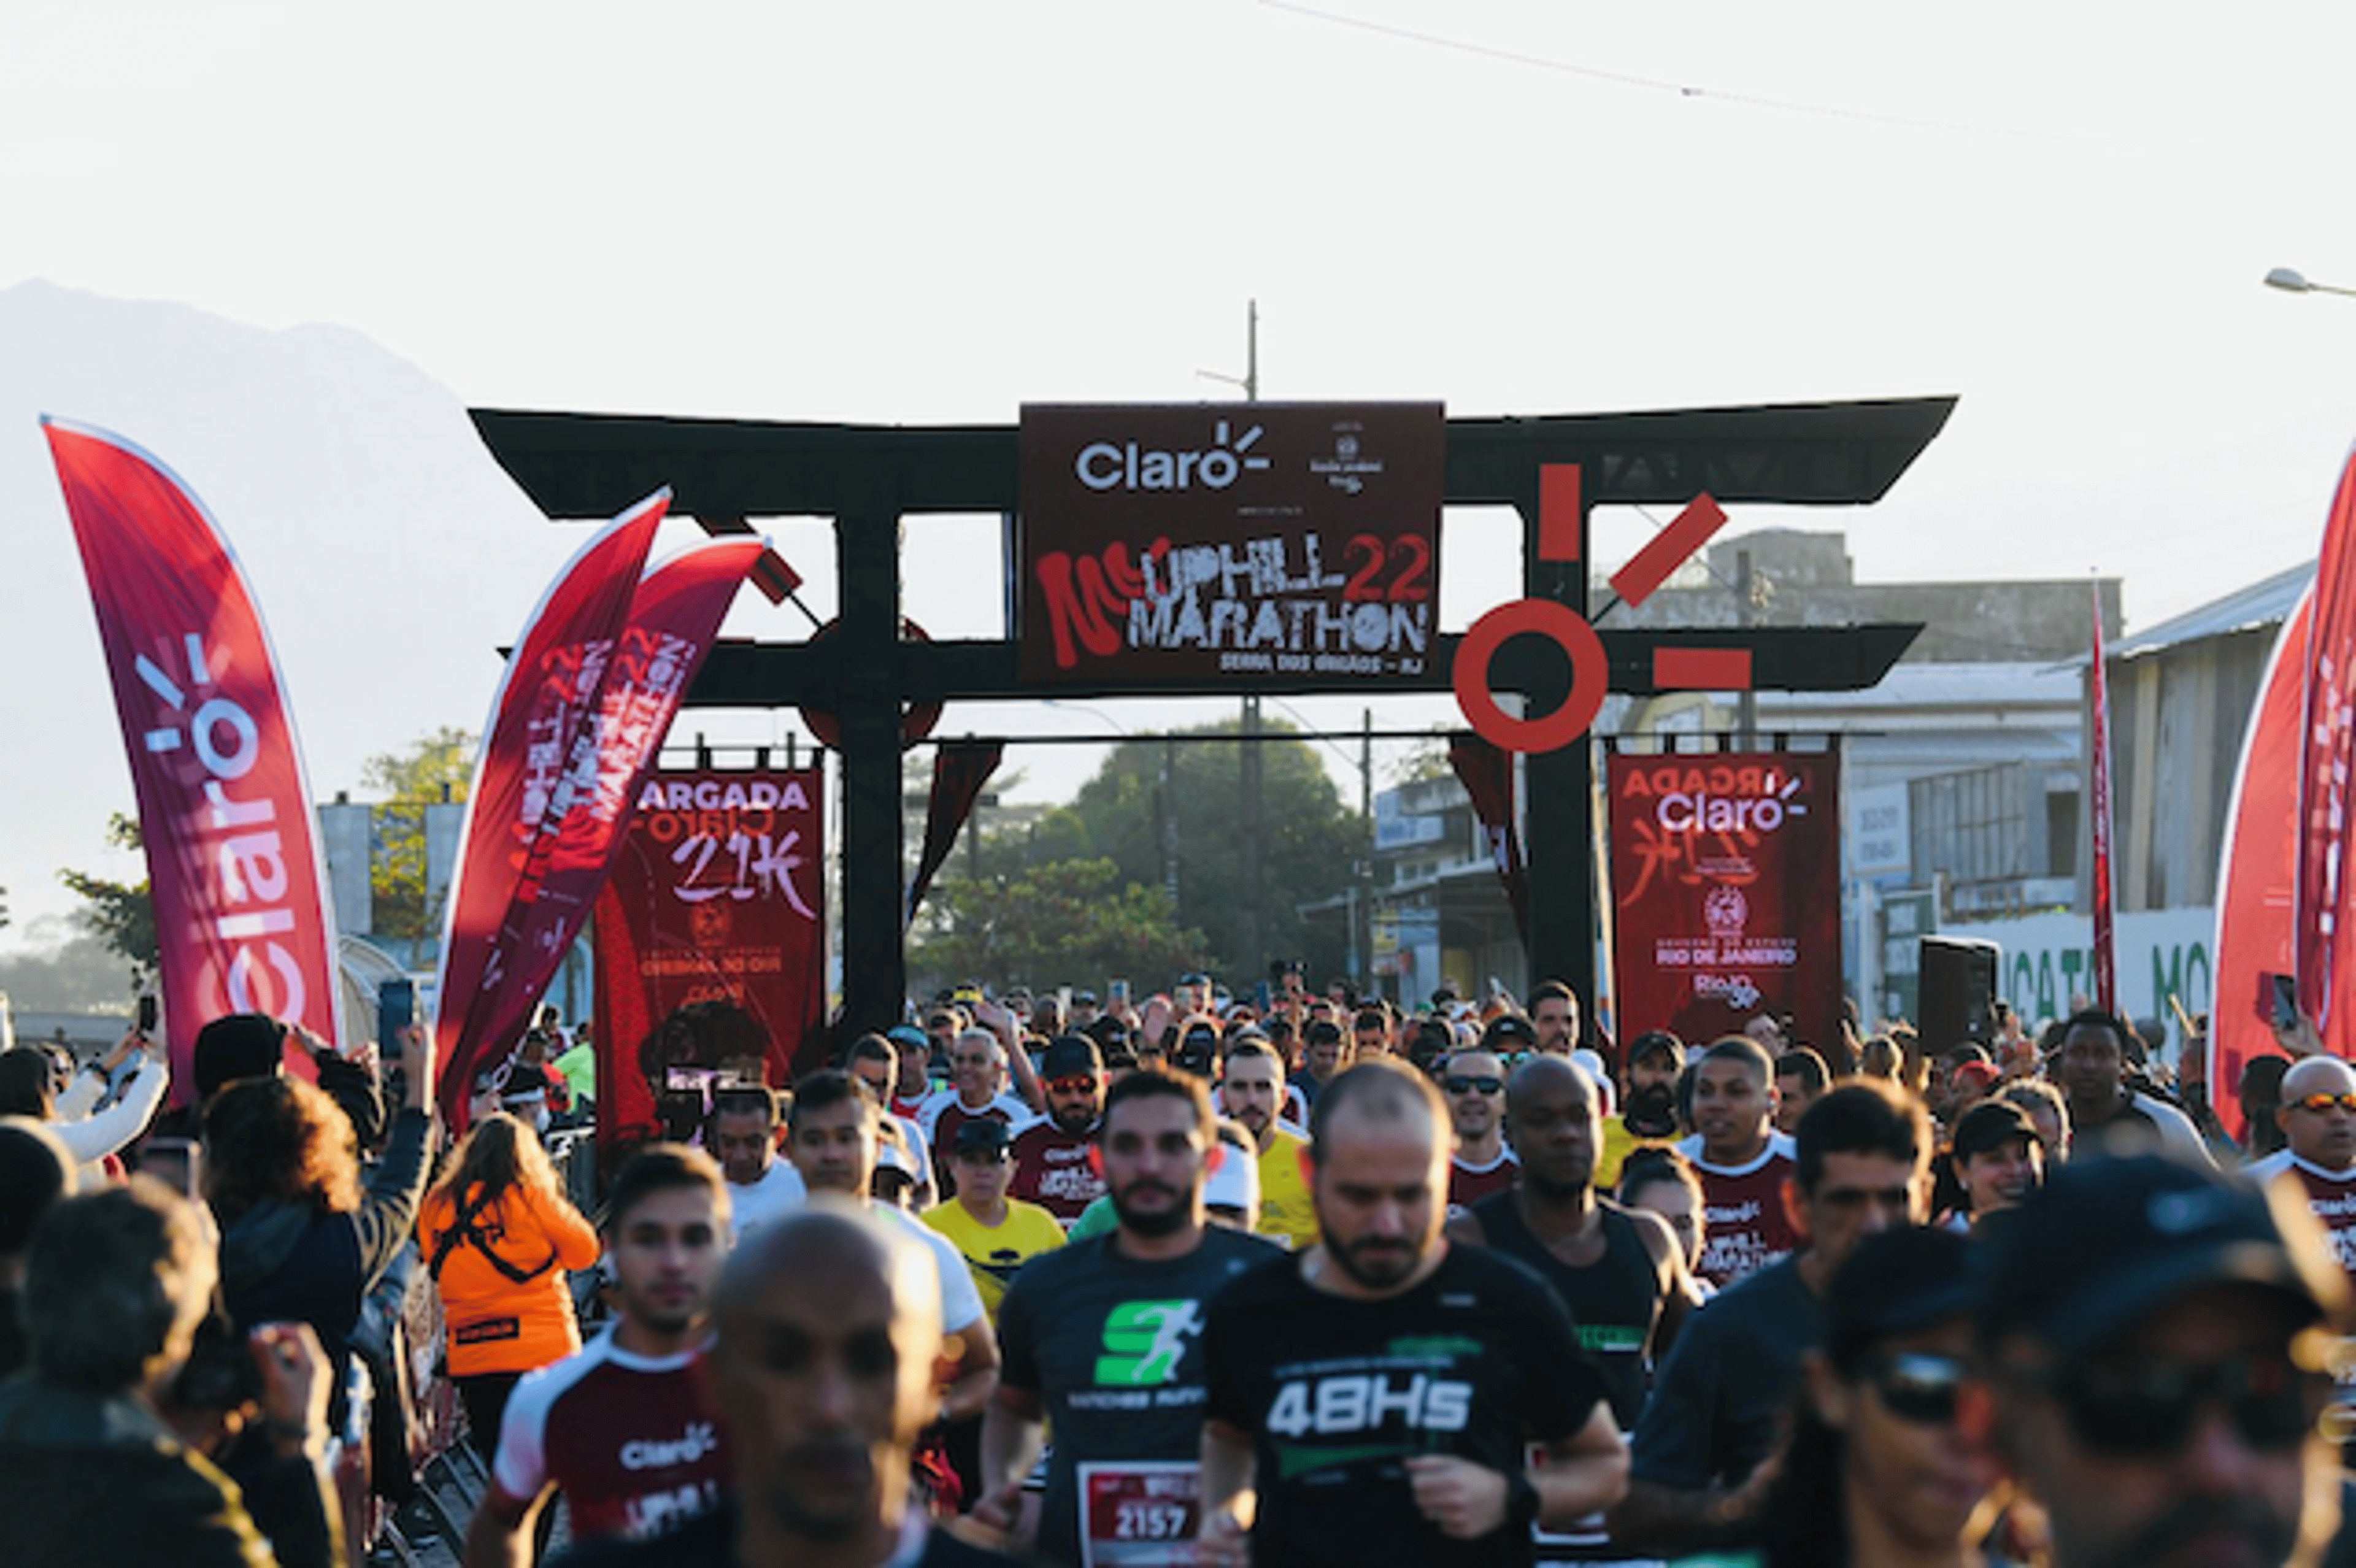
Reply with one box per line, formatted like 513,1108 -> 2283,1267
1217,1040 -> 1319,1251
921,1119 -> 1066,1323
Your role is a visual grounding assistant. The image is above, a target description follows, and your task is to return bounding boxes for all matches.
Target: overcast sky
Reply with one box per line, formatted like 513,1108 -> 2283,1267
6,1 -> 2356,948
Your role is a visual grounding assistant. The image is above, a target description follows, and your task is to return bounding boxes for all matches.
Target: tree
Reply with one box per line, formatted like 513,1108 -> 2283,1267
972,720 -> 1365,984
910,858 -> 1211,993
363,726 -> 474,946
59,813 -> 158,990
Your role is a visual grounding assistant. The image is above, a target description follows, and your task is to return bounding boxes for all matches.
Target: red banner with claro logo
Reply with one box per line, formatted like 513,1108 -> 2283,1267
591,766 -> 827,1163
44,419 -> 341,1097
1608,751 -> 1842,1052
1018,402 -> 1444,688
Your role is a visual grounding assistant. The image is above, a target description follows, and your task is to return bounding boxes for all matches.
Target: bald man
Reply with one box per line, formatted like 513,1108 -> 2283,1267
554,1201 -> 1022,1567
1196,1059 -> 1626,1567
2247,1053 -> 2356,1275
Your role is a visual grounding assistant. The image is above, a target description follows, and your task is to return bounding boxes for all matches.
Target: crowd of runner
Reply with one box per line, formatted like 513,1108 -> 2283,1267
4,974 -> 2356,1567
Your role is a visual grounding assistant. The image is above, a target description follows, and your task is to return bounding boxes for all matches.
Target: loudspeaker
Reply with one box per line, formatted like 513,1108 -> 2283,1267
1918,936 -> 2000,1051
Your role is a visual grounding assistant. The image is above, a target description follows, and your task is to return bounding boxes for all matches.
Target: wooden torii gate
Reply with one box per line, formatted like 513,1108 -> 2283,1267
471,396 -> 1952,1037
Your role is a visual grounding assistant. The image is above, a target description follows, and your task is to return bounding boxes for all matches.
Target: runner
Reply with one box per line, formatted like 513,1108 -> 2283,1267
466,1145 -> 734,1561
1673,1038 -> 1800,1288
975,1065 -> 1280,1566
1442,1047 -> 1520,1213
1217,1040 -> 1319,1252
1007,1034 -> 1110,1226
1197,1059 -> 1627,1567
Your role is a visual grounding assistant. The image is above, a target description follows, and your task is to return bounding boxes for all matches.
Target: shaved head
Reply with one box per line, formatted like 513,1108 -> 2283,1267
1506,1054 -> 1594,1118
2280,1056 -> 2356,1101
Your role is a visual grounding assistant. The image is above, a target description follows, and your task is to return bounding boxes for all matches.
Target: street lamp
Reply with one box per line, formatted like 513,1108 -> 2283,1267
2265,266 -> 2356,298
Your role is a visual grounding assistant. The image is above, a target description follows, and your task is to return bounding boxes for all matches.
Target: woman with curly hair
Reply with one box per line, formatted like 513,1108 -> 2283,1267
417,1112 -> 599,1455
202,1027 -> 436,1391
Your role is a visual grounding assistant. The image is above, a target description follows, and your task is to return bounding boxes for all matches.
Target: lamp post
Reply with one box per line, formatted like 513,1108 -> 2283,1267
2265,266 -> 2356,298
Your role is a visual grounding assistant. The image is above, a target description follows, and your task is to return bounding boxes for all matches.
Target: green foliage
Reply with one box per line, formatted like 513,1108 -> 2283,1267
58,813 -> 157,988
936,721 -> 1364,986
911,857 -> 1211,991
365,726 -> 474,942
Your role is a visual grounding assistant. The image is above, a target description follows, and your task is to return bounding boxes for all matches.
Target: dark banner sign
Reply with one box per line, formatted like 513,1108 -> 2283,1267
1608,751 -> 1842,1054
1018,402 -> 1445,688
591,766 -> 827,1163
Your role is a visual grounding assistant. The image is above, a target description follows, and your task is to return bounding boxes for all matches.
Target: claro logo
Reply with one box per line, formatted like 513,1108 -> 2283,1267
1076,419 -> 1272,492
1625,764 -> 1808,834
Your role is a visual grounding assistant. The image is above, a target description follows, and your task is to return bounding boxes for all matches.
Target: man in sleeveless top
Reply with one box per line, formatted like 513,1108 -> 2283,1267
1449,1056 -> 1698,1564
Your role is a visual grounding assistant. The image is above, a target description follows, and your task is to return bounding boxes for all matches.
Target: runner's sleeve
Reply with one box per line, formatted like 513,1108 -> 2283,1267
1626,1299 -> 1723,1488
997,1264 -> 1041,1392
490,1363 -> 558,1500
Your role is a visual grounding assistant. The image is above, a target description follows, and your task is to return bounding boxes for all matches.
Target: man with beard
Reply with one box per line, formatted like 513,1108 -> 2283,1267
1600,1031 -> 1682,1189
1196,1059 -> 1628,1568
2249,1054 -> 2356,1274
1530,982 -> 1582,1056
1007,1035 -> 1109,1226
551,1204 -> 1025,1567
1449,1057 -> 1698,1563
1442,1047 -> 1520,1212
1675,1038 -> 1800,1288
1964,1153 -> 2350,1568
974,1066 -> 1279,1566
468,1147 -> 736,1562
1218,1040 -> 1320,1251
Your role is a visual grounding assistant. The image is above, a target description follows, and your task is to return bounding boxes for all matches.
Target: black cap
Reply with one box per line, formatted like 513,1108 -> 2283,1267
1979,1153 -> 2350,1356
1482,1013 -> 1538,1050
1952,1099 -> 2038,1162
1074,990 -> 1099,1006
952,1118 -> 1012,1157
1627,1030 -> 1685,1069
1179,971 -> 1211,989
193,1013 -> 288,1099
1041,1035 -> 1104,1078
1825,1226 -> 1976,1369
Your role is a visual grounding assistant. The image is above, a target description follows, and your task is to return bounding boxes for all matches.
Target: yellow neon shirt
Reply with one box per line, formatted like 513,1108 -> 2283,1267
921,1197 -> 1068,1322
1255,1126 -> 1320,1253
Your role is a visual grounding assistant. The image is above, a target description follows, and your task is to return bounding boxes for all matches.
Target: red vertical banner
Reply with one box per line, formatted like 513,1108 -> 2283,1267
2298,451 -> 2356,1034
591,766 -> 828,1165
2216,589 -> 2325,1140
2088,583 -> 2119,1014
1607,752 -> 1842,1051
435,493 -> 668,1118
44,419 -> 341,1096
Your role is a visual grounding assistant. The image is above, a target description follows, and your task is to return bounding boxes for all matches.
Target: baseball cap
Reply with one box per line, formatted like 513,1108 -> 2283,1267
1041,1035 -> 1104,1080
1627,1029 -> 1685,1070
1206,1123 -> 1262,1215
1482,1014 -> 1538,1051
1951,1059 -> 2000,1096
885,1024 -> 928,1051
1979,1153 -> 2351,1356
952,1118 -> 1012,1159
1825,1225 -> 1976,1369
1952,1099 -> 2038,1161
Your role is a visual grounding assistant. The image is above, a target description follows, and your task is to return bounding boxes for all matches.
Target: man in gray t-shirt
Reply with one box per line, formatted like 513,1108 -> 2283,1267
977,1066 -> 1280,1566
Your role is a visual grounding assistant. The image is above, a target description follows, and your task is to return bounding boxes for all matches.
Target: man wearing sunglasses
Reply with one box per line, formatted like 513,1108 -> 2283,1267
1007,1036 -> 1110,1228
2249,1056 -> 2356,1274
1966,1152 -> 2351,1568
1442,1047 -> 1521,1212
1613,1078 -> 1931,1555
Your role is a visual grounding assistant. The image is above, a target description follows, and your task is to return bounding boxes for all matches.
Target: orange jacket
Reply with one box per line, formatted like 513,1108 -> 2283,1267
417,1181 -> 601,1378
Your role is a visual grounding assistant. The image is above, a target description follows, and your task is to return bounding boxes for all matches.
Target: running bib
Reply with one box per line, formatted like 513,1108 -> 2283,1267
1079,1461 -> 1200,1568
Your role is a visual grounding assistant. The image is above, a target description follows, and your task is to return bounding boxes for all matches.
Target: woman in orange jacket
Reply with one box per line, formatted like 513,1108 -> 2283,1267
417,1112 -> 601,1456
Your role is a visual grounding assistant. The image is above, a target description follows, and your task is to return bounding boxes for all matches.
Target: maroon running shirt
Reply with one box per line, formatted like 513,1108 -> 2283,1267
2249,1150 -> 2356,1273
1006,1120 -> 1105,1225
1676,1132 -> 1802,1288
1447,1149 -> 1521,1213
491,1329 -> 729,1543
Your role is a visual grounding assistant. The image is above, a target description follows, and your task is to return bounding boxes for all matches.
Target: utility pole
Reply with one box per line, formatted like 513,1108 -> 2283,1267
1227,302 -> 1266,982
1358,707 -> 1375,993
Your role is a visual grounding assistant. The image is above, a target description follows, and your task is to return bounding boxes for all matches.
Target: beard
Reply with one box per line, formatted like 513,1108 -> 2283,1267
1110,1178 -> 1189,1237
1623,1083 -> 1679,1139
1328,1232 -> 1423,1290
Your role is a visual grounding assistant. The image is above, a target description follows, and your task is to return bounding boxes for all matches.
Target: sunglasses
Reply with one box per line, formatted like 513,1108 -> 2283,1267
2017,1354 -> 2323,1457
1047,1075 -> 1099,1095
2289,1092 -> 2356,1114
1444,1075 -> 1504,1096
1858,1351 -> 1966,1425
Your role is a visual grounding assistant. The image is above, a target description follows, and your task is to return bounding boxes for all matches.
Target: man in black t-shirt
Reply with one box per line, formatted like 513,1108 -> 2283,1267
1197,1058 -> 1627,1568
976,1066 -> 1279,1566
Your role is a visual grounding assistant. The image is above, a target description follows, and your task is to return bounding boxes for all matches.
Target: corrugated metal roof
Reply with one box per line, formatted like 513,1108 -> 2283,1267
2112,562 -> 2312,661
